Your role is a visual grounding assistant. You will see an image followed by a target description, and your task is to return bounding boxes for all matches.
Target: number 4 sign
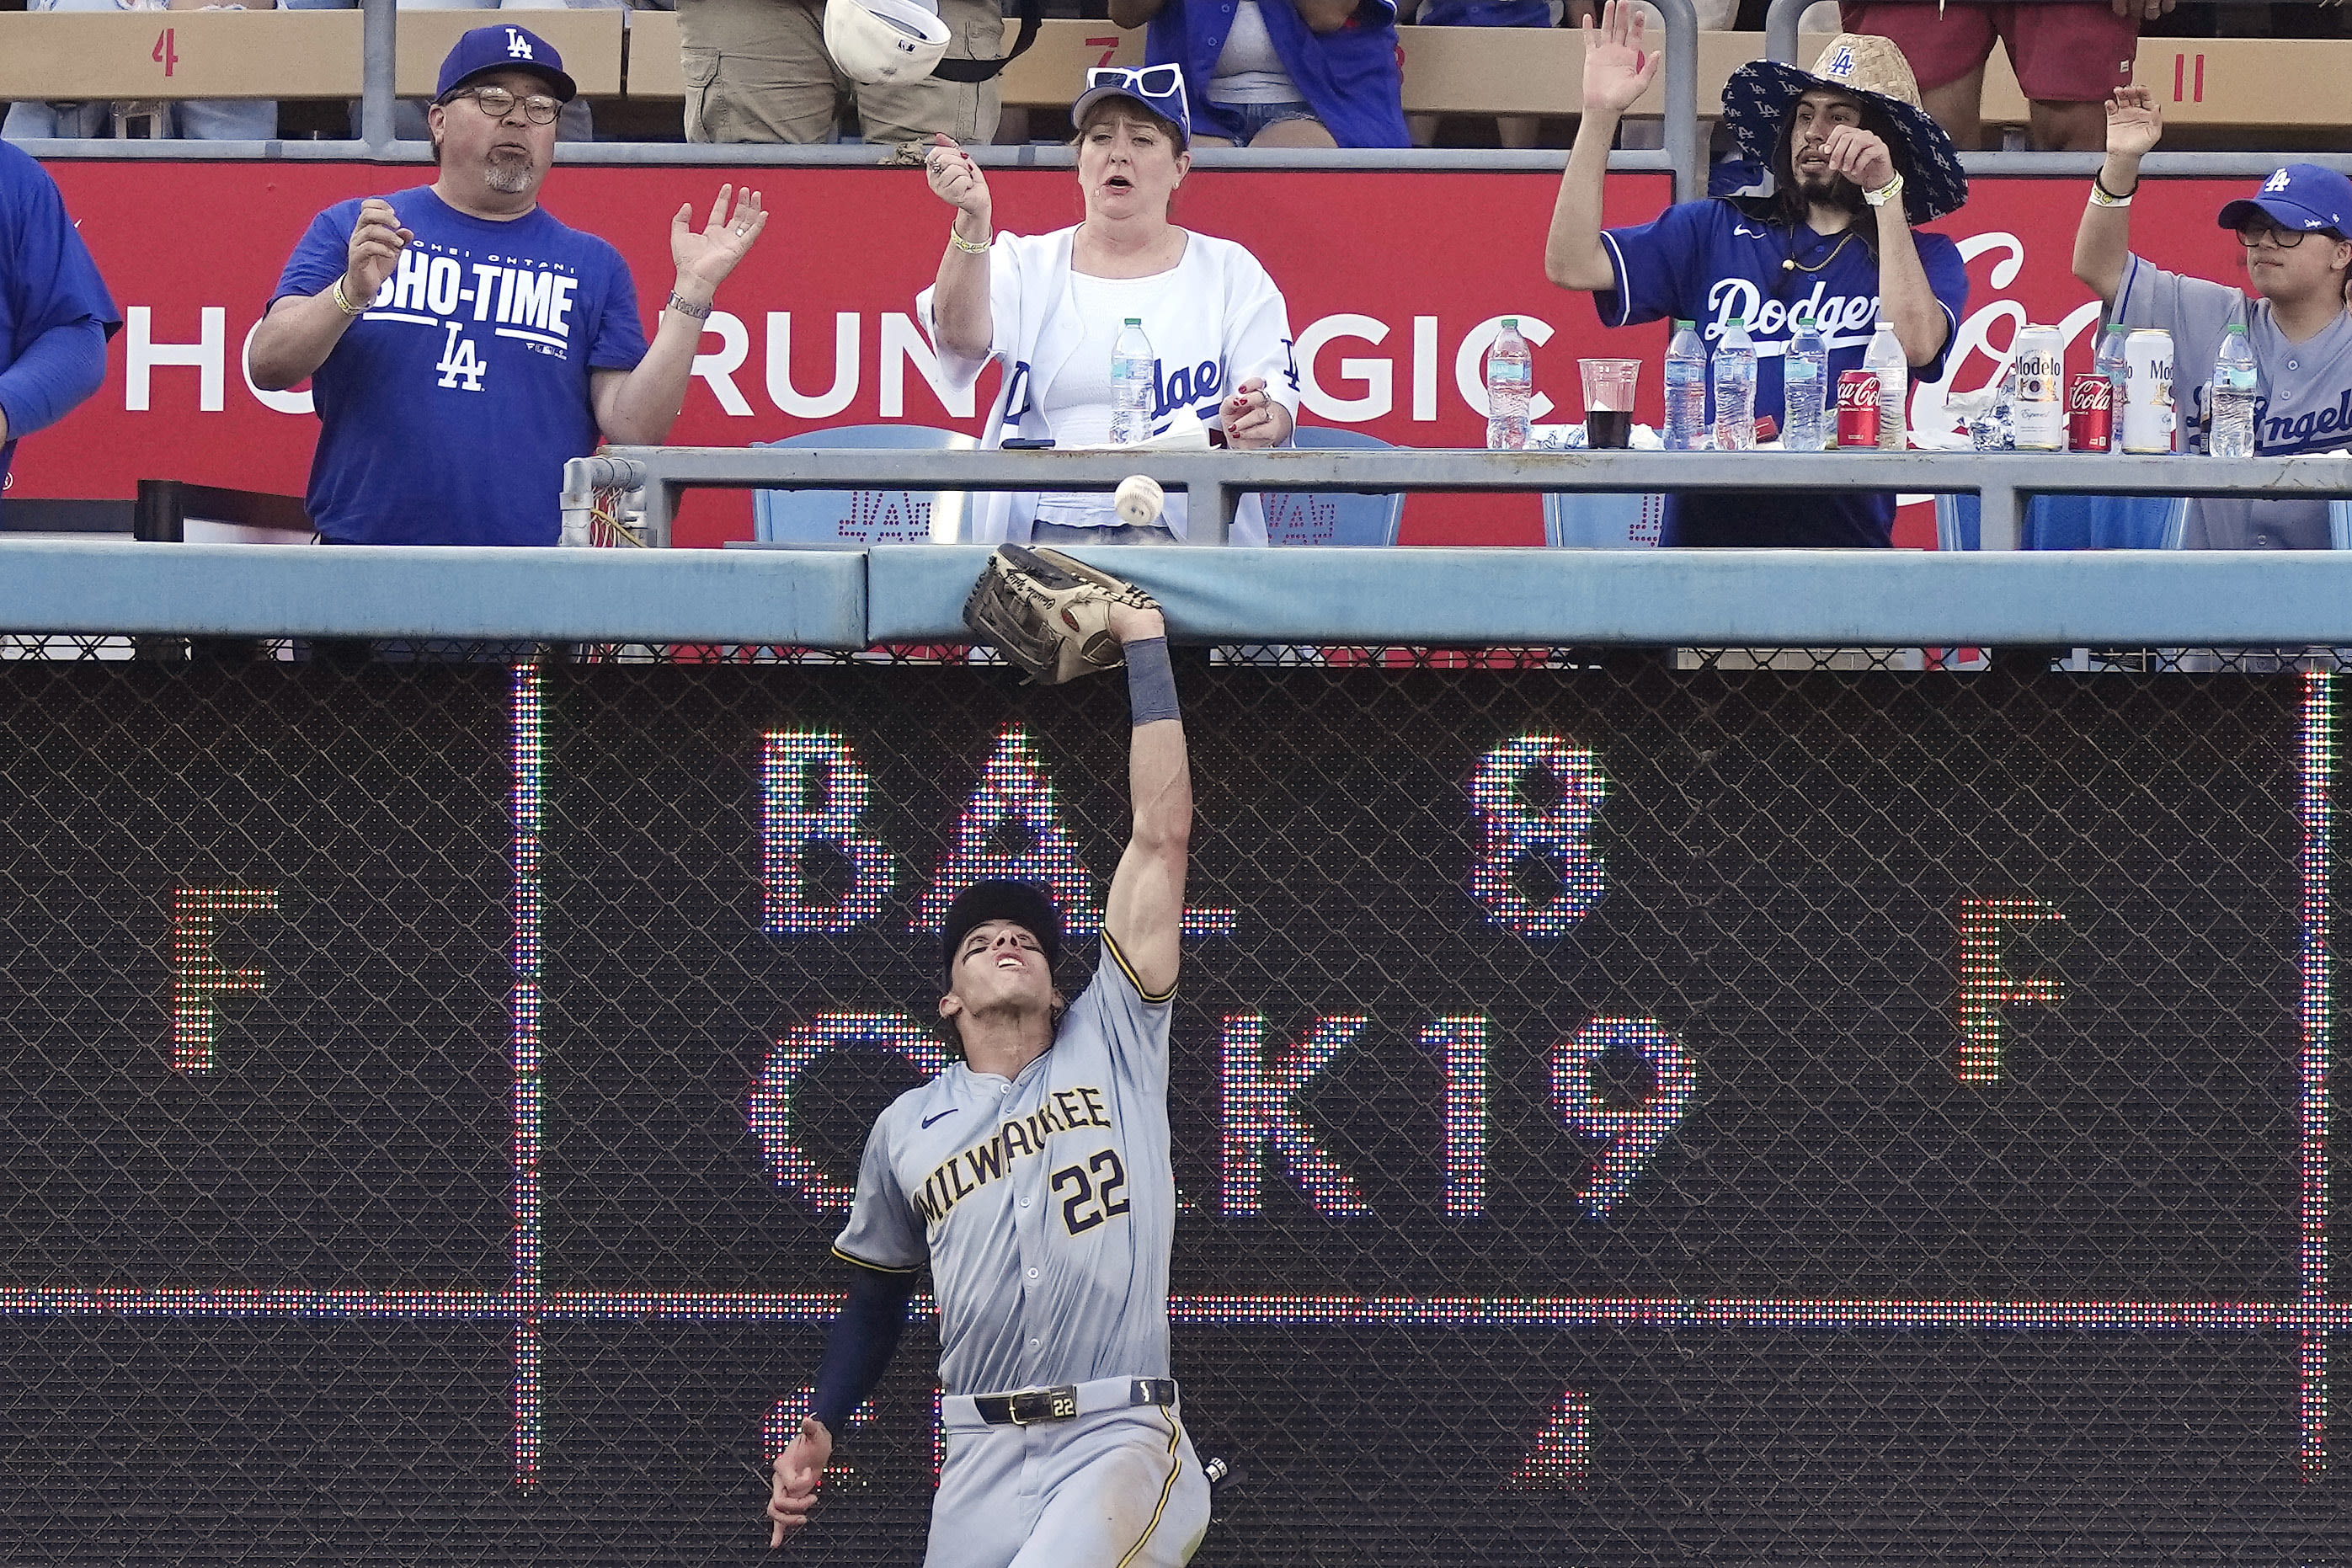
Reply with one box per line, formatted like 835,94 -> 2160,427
152,26 -> 178,76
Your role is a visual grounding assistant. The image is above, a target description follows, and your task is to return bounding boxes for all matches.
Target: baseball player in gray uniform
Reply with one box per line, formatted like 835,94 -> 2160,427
2075,83 -> 2352,548
765,588 -> 1211,1566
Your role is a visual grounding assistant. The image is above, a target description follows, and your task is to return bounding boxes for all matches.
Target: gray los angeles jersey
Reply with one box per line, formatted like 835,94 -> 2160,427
833,934 -> 1176,1397
2115,252 -> 2352,548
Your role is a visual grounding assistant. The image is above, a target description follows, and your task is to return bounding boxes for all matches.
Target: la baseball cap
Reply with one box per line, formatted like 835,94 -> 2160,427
940,879 -> 1062,987
435,24 -> 577,104
1070,65 -> 1192,148
2218,163 -> 2352,236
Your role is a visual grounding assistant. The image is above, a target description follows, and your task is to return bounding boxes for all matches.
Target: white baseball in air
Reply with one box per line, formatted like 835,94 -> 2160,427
1114,475 -> 1165,528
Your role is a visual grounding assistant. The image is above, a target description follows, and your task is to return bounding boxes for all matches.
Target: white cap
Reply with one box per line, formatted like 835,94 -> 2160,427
824,0 -> 951,87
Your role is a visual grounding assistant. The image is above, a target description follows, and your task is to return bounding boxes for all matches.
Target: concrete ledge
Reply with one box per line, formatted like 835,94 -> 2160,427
0,541 -> 869,647
9,540 -> 2352,648
866,544 -> 2352,648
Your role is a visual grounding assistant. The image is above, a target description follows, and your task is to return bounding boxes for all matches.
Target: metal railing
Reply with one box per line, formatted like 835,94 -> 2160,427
13,0 -> 2349,188
567,445 -> 2352,551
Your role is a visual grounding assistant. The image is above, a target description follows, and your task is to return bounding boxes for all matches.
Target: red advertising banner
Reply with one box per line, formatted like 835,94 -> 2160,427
14,162 -> 2256,547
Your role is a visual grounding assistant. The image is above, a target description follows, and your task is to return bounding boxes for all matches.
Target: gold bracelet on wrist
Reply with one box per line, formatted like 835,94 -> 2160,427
948,229 -> 993,254
1860,171 -> 1905,208
329,276 -> 367,317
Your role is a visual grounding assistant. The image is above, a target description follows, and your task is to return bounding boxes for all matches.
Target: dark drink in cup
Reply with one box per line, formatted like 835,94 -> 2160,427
1586,408 -> 1633,449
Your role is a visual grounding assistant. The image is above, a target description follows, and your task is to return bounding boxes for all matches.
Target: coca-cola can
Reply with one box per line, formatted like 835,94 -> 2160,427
1837,370 -> 1880,450
2011,324 -> 2066,451
2068,372 -> 2113,452
2122,328 -> 2175,453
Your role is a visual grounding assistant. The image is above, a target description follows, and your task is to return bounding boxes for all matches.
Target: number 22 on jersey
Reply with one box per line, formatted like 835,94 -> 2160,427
1052,1149 -> 1130,1235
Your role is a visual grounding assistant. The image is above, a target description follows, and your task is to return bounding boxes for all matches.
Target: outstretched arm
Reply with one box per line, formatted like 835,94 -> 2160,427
2074,86 -> 2160,309
1101,602 -> 1188,998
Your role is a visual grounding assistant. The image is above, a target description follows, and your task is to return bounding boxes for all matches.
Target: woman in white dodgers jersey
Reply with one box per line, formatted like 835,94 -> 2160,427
767,592 -> 1211,1567
915,65 -> 1301,545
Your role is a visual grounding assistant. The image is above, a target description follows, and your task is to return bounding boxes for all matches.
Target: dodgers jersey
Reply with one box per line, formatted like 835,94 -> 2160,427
271,187 -> 648,547
2115,252 -> 2350,549
835,935 -> 1176,1397
1598,199 -> 1970,547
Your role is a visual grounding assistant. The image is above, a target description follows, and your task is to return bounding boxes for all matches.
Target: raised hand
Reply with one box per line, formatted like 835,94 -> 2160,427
766,1416 -> 830,1549
1821,123 -> 1896,196
1580,0 -> 1661,118
926,134 -> 993,226
671,184 -> 766,299
2104,84 -> 2163,160
342,196 -> 411,307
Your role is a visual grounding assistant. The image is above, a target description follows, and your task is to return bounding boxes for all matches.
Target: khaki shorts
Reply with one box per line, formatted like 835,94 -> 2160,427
678,0 -> 1002,145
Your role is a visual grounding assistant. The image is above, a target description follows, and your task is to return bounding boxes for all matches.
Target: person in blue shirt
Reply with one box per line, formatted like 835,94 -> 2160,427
1544,7 -> 1971,547
248,24 -> 769,547
1112,0 -> 1406,149
0,140 -> 120,507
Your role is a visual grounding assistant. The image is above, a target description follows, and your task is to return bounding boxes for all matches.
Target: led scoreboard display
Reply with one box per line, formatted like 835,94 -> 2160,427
0,659 -> 2342,1566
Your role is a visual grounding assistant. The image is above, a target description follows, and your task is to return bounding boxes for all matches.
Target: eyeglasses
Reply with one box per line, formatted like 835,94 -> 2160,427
2235,220 -> 2340,248
1085,64 -> 1190,128
445,85 -> 562,125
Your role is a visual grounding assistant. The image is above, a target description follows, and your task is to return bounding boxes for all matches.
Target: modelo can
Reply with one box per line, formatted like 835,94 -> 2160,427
2067,372 -> 2113,452
2010,324 -> 2066,451
2121,328 -> 2174,453
1836,370 -> 1880,449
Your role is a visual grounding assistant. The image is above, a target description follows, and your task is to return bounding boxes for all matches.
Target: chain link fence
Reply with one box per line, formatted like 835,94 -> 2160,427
0,649 -> 2342,1565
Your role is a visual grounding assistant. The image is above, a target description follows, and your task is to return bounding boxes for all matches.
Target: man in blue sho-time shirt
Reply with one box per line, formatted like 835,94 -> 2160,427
249,24 -> 771,546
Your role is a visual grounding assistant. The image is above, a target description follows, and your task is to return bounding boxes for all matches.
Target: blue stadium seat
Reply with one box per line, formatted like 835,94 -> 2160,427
753,424 -> 973,544
1933,493 -> 2352,550
1261,426 -> 1404,547
1541,488 -> 1665,548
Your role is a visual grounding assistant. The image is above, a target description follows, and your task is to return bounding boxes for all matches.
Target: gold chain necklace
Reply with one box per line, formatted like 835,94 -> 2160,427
1781,229 -> 1860,275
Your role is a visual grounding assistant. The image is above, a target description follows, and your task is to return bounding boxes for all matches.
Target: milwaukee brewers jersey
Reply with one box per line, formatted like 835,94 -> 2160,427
834,934 -> 1176,1397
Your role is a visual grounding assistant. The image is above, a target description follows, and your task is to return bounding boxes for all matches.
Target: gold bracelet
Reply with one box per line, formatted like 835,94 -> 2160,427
948,229 -> 992,254
329,276 -> 367,316
1860,171 -> 1905,208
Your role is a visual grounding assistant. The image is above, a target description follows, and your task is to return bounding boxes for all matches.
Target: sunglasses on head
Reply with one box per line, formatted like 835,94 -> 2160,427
1085,64 -> 1188,117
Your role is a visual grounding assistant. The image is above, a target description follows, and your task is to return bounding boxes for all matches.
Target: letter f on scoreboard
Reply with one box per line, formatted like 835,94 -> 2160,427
1955,897 -> 2065,1083
170,887 -> 280,1073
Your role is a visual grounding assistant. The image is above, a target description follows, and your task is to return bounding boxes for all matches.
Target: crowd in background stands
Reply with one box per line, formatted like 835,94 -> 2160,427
7,0 -> 2352,153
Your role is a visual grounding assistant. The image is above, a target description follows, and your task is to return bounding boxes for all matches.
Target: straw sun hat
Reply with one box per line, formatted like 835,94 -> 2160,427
1720,34 -> 1970,225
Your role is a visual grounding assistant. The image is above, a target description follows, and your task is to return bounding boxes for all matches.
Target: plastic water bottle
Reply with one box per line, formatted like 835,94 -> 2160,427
1109,317 -> 1154,445
2094,323 -> 2129,429
1712,316 -> 1757,451
2209,321 -> 2258,459
1484,318 -> 1533,450
1783,307 -> 1828,452
1862,314 -> 1907,451
1663,318 -> 1707,452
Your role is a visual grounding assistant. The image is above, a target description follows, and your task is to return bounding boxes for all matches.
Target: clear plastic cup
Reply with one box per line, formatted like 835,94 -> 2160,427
1580,358 -> 1640,449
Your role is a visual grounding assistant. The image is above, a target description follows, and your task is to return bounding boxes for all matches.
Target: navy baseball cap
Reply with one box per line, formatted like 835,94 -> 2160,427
435,24 -> 577,104
1070,64 -> 1192,148
940,879 -> 1062,986
2218,163 -> 2352,236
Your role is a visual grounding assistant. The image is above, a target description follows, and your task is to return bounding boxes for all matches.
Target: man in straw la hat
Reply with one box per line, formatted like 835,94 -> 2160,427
1544,6 -> 1971,547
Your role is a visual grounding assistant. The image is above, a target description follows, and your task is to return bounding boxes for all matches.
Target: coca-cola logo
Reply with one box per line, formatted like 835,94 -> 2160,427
1836,372 -> 1878,410
2067,376 -> 2111,411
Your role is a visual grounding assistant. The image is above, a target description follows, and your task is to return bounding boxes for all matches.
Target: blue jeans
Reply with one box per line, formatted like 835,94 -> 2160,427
1207,99 -> 1324,144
